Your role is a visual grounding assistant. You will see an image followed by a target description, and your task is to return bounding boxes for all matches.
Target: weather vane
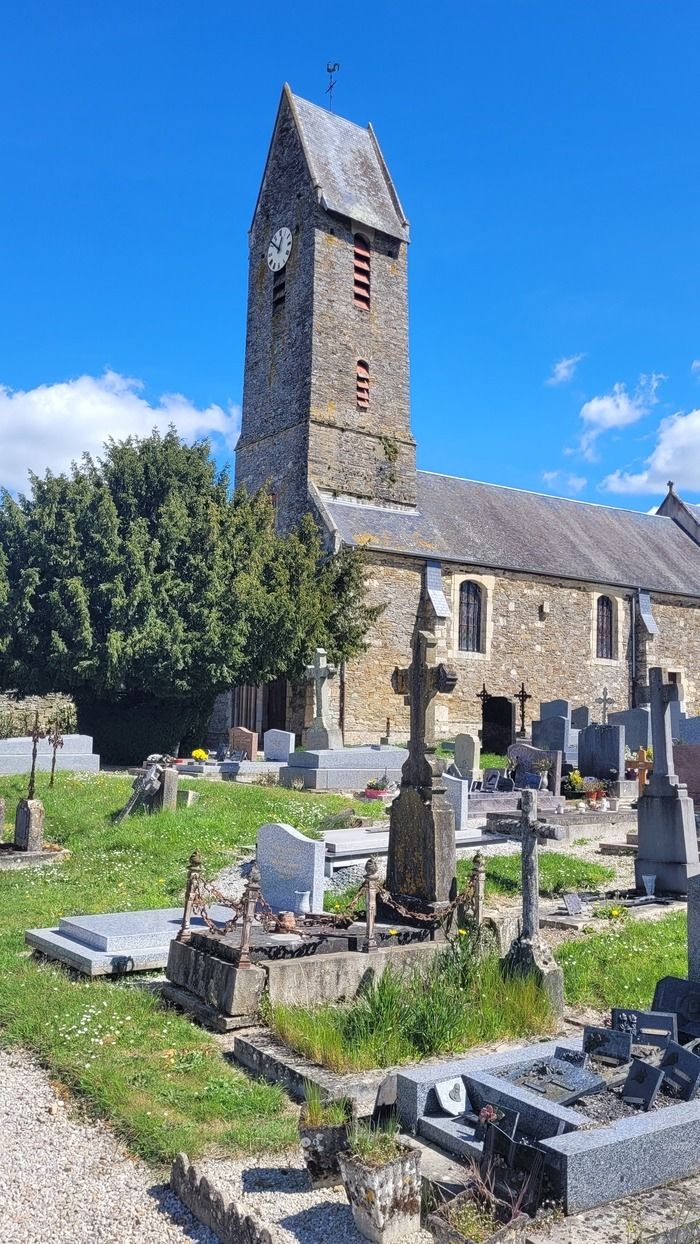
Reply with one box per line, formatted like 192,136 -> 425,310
326,62 -> 340,111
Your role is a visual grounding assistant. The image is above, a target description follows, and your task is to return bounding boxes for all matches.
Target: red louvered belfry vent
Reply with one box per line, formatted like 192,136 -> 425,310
356,359 -> 370,409
353,234 -> 371,310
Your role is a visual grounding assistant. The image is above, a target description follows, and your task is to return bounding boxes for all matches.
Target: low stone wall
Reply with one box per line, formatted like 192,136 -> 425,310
170,1153 -> 275,1244
264,942 -> 442,1008
675,745 -> 700,805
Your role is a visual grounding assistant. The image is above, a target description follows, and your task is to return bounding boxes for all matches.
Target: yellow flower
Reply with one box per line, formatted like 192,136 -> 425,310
458,929 -> 467,937
388,928 -> 398,936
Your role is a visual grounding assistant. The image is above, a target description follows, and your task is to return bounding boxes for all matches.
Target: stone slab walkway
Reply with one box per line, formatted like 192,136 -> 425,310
0,1048 -> 216,1243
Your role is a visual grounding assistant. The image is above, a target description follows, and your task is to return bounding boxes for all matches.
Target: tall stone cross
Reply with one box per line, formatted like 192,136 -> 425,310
504,789 -> 564,1018
595,685 -> 615,725
393,629 -> 458,788
638,667 -> 680,794
385,627 -> 458,908
305,647 -> 342,750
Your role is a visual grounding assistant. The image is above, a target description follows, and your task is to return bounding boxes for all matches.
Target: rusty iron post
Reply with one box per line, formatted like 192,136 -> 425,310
361,856 -> 379,952
472,851 -> 486,926
177,850 -> 203,942
238,863 -> 261,968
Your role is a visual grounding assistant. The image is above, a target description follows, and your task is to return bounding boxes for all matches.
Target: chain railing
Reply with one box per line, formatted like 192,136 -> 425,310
176,848 -> 488,965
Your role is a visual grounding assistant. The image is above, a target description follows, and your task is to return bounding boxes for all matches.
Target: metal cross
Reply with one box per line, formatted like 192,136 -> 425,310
27,710 -> 45,801
516,682 -> 532,737
476,682 -> 491,709
595,685 -> 615,725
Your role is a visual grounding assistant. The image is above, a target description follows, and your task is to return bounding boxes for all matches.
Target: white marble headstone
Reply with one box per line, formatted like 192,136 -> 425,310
256,822 -> 325,914
454,732 -> 480,777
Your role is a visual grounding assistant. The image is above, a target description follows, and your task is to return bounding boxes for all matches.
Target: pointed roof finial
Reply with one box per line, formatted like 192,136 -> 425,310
667,480 -> 675,493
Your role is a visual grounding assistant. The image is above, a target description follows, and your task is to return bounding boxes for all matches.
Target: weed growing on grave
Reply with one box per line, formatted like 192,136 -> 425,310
0,771 -> 371,1163
556,911 -> 687,1009
269,939 -> 552,1072
346,1115 -> 405,1166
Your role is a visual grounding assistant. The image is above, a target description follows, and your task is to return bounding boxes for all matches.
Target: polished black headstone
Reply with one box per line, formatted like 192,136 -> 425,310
660,1041 -> 700,1100
612,1007 -> 677,1049
583,1025 -> 633,1064
652,977 -> 700,1040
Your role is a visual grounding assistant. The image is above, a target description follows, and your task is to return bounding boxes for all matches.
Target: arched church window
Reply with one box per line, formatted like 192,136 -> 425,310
356,359 -> 370,409
353,234 -> 371,310
596,595 -> 614,659
459,581 -> 483,652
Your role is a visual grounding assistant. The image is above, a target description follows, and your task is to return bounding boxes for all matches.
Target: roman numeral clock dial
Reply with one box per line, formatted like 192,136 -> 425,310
267,226 -> 292,272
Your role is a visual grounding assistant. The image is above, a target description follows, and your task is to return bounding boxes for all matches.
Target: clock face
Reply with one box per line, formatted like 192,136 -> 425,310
267,226 -> 292,272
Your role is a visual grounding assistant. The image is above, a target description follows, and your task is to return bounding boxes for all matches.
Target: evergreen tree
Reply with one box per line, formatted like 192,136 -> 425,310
0,429 -> 378,761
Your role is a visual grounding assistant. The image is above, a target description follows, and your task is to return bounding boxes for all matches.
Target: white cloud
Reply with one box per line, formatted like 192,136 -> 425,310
692,360 -> 700,376
541,470 -> 587,494
545,353 -> 585,386
541,470 -> 560,485
566,474 -> 587,493
578,373 -> 664,461
602,406 -> 700,494
0,370 -> 241,493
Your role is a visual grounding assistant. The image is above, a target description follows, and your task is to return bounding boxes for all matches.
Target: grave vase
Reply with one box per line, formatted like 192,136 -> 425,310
427,1187 -> 527,1244
298,1101 -> 352,1188
338,1147 -> 421,1244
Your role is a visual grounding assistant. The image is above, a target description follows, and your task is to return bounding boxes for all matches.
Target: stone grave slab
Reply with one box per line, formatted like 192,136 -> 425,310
279,744 -> 407,790
653,976 -> 700,1040
612,1007 -> 677,1049
25,904 -> 232,976
14,799 -> 45,852
0,733 -> 100,775
622,1058 -> 664,1110
443,773 -> 471,833
690,873 -> 700,983
263,729 -> 295,762
582,1025 -> 633,1064
256,822 -> 325,914
505,1053 -> 605,1106
660,1041 -> 700,1101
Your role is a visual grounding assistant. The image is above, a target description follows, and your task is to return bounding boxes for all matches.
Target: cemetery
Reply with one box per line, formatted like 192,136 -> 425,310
3,655 -> 700,1243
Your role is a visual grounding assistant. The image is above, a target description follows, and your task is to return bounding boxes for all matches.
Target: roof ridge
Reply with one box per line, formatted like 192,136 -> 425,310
289,89 -> 371,135
417,469 -> 666,520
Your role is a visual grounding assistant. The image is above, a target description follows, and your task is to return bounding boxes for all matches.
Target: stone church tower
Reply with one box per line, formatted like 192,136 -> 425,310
235,85 -> 417,529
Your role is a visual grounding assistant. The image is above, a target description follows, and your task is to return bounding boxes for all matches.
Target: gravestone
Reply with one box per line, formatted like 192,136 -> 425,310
0,733 -> 99,776
482,696 -> 516,755
229,727 -> 258,761
305,648 -> 343,750
386,611 -> 458,912
622,1059 -> 664,1110
577,723 -> 625,781
562,893 -> 583,917
635,667 -> 700,894
582,1025 -> 633,1064
652,976 -> 700,1040
256,822 -> 325,914
160,768 -> 178,811
540,699 -> 570,721
609,708 -> 652,753
454,732 -> 480,777
507,741 -> 562,795
532,715 -> 568,755
14,799 -> 45,853
571,706 -> 590,730
679,716 -> 700,745
503,789 -> 564,1018
263,729 -> 296,763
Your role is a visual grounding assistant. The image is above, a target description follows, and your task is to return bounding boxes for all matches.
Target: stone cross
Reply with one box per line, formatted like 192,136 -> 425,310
504,788 -> 564,1018
640,667 -> 680,793
305,647 -> 342,750
595,685 -> 615,725
393,630 -> 458,788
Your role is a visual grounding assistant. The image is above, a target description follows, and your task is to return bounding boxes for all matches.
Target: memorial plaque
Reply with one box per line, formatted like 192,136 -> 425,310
563,893 -> 584,917
622,1058 -> 665,1110
583,1025 -> 633,1065
652,976 -> 700,1040
435,1078 -> 467,1117
612,1008 -> 677,1050
660,1041 -> 700,1101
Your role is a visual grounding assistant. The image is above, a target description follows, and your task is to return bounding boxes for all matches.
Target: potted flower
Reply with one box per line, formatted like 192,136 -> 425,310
191,748 -> 208,763
298,1081 -> 353,1188
338,1118 -> 421,1243
364,773 -> 390,800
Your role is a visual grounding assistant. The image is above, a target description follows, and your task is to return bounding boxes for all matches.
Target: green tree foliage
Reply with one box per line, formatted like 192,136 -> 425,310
0,429 -> 379,761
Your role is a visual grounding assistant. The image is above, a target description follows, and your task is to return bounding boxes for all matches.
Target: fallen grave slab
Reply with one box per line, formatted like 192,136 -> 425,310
25,904 -> 232,976
522,1171 -> 700,1244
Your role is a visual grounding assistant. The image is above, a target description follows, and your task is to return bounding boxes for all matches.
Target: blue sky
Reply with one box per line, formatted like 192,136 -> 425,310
2,1 -> 700,509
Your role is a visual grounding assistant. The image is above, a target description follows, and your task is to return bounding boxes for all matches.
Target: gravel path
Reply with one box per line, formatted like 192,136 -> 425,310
0,1048 -> 217,1244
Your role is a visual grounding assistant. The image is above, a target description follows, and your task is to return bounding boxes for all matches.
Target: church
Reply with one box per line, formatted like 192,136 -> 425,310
223,84 -> 700,750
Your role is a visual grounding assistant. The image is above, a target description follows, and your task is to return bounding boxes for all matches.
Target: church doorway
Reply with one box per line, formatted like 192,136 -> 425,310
482,696 -> 516,755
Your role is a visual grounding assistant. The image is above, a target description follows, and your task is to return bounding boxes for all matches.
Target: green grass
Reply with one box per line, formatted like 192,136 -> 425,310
269,943 -> 552,1072
556,911 -> 687,1010
462,851 -> 615,898
0,772 -> 370,1164
479,753 -> 508,770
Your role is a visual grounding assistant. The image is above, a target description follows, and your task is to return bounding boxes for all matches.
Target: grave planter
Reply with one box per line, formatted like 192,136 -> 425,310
364,787 -> 386,800
298,1101 -> 352,1187
427,1188 -> 527,1244
338,1145 -> 421,1244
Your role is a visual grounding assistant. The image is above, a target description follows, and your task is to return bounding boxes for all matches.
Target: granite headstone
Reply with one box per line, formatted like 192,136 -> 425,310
578,723 -> 625,781
263,729 -> 296,763
256,821 -> 325,915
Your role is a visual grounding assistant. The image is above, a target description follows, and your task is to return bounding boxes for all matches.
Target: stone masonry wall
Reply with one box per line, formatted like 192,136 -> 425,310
636,595 -> 700,712
339,555 -> 700,747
